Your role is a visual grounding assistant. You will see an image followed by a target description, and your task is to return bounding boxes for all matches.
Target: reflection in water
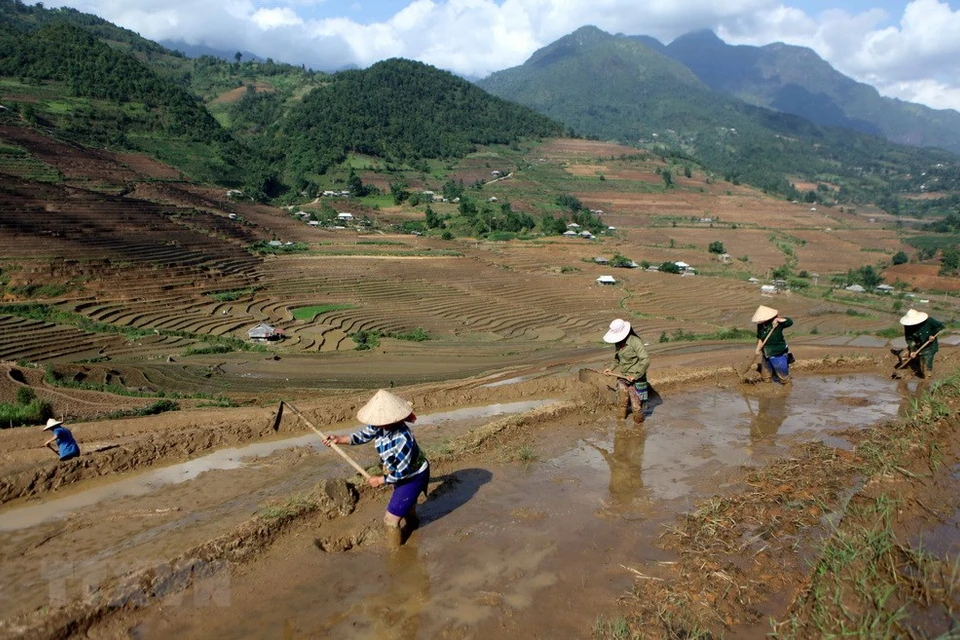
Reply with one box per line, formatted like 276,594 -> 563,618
589,425 -> 647,510
320,544 -> 431,640
896,377 -> 931,417
374,544 -> 431,640
746,390 -> 790,442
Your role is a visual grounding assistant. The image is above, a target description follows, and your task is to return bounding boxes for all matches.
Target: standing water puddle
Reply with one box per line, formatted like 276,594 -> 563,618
0,400 -> 554,532
126,375 -> 915,638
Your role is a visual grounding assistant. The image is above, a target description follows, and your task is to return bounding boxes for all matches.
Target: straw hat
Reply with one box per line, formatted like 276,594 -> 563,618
43,418 -> 63,431
751,305 -> 778,323
357,389 -> 414,427
603,318 -> 631,344
899,308 -> 928,326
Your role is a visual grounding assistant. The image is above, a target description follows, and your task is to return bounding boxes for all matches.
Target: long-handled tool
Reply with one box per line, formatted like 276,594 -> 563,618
894,331 -> 943,372
270,400 -> 371,479
740,325 -> 776,382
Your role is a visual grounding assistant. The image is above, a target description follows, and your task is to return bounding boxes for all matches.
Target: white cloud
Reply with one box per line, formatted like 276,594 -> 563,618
251,7 -> 303,29
48,0 -> 960,112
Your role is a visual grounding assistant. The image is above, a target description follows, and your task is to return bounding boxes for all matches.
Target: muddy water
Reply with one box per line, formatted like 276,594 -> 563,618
0,400 -> 552,533
0,400 -> 555,622
122,375 -> 909,639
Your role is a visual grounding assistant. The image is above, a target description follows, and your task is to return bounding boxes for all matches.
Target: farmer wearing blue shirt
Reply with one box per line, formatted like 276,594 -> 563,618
323,389 -> 429,550
43,418 -> 80,461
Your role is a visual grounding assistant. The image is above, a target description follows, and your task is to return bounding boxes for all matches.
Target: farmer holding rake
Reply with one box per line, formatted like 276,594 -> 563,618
753,305 -> 794,384
603,318 -> 650,424
894,309 -> 945,379
322,389 -> 428,551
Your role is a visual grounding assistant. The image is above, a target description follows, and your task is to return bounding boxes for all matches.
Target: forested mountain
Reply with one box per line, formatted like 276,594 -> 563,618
661,30 -> 960,156
274,58 -> 565,183
0,17 -> 262,186
478,26 -> 960,207
0,1 -> 562,195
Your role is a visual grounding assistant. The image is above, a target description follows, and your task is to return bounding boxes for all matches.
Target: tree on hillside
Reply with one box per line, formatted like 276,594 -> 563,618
892,250 -> 908,265
659,261 -> 682,274
662,169 -> 674,188
708,241 -> 725,254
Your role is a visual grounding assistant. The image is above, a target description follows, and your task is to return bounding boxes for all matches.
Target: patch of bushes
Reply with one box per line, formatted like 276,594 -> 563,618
182,343 -> 235,356
208,288 -> 258,302
659,327 -> 754,343
0,397 -> 53,428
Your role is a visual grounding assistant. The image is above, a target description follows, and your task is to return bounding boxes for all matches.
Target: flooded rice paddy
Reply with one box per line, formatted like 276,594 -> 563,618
102,375 -> 920,639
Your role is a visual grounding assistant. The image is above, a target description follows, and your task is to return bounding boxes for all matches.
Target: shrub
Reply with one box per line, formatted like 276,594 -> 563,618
0,399 -> 53,428
15,387 -> 36,405
708,241 -> 725,254
892,251 -> 908,265
351,330 -> 381,350
659,261 -> 681,274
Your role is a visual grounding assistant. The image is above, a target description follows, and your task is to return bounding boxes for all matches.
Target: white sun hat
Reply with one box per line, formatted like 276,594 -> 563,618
357,389 -> 414,427
43,418 -> 63,431
751,305 -> 778,323
899,309 -> 929,326
603,318 -> 631,344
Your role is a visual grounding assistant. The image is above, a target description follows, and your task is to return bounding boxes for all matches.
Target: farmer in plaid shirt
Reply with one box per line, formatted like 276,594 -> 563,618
324,389 -> 429,550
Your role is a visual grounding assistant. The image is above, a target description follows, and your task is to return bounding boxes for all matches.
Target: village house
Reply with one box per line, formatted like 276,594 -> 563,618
336,212 -> 354,222
247,322 -> 283,342
594,257 -> 609,264
596,275 -> 616,285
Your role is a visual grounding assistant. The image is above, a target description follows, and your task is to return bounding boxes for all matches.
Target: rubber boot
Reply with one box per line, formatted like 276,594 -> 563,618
616,388 -> 630,419
778,374 -> 791,385
632,409 -> 645,425
384,522 -> 402,551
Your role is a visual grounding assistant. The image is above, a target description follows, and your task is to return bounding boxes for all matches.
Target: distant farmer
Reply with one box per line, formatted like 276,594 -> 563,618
894,309 -> 945,379
42,418 -> 80,461
753,305 -> 794,384
323,389 -> 428,550
603,318 -> 650,424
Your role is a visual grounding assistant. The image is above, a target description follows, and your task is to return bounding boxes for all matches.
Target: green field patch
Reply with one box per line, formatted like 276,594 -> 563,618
291,303 -> 355,321
904,235 -> 960,252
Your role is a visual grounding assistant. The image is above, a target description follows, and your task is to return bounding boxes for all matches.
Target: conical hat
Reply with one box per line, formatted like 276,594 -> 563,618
43,418 -> 62,431
899,308 -> 928,326
751,305 -> 778,323
357,389 -> 414,427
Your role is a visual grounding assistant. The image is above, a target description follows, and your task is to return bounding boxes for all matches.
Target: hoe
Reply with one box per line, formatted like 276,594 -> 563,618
270,400 -> 371,479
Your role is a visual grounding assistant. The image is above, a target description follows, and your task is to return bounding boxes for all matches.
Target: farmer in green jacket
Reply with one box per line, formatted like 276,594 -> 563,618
603,318 -> 650,424
753,305 -> 794,384
897,309 -> 945,378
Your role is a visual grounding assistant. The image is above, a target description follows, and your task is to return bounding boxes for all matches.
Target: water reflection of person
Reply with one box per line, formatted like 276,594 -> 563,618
371,544 -> 431,640
747,391 -> 790,442
588,425 -> 647,511
895,377 -> 930,418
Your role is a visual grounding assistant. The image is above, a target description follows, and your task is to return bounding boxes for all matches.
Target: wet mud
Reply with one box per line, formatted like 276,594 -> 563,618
67,374 -> 911,639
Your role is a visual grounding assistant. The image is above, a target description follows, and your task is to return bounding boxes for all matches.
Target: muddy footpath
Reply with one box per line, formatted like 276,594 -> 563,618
1,349 -> 959,639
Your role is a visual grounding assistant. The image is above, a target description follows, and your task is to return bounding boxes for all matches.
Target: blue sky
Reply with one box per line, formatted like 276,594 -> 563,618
53,0 -> 960,111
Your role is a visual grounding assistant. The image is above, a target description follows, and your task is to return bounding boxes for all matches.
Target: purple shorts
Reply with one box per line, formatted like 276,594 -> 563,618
386,466 -> 430,517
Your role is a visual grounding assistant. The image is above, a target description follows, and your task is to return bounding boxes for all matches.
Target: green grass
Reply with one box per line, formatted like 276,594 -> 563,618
0,398 -> 53,428
291,304 -> 355,321
256,495 -> 317,522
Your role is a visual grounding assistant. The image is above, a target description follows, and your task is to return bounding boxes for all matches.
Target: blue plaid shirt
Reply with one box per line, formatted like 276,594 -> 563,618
349,423 -> 427,484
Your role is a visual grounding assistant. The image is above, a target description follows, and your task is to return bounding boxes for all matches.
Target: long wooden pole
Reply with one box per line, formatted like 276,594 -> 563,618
283,401 -> 372,479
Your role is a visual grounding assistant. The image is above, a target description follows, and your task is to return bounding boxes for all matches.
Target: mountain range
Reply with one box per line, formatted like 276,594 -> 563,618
477,26 -> 960,207
658,30 -> 960,155
0,0 -> 957,215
